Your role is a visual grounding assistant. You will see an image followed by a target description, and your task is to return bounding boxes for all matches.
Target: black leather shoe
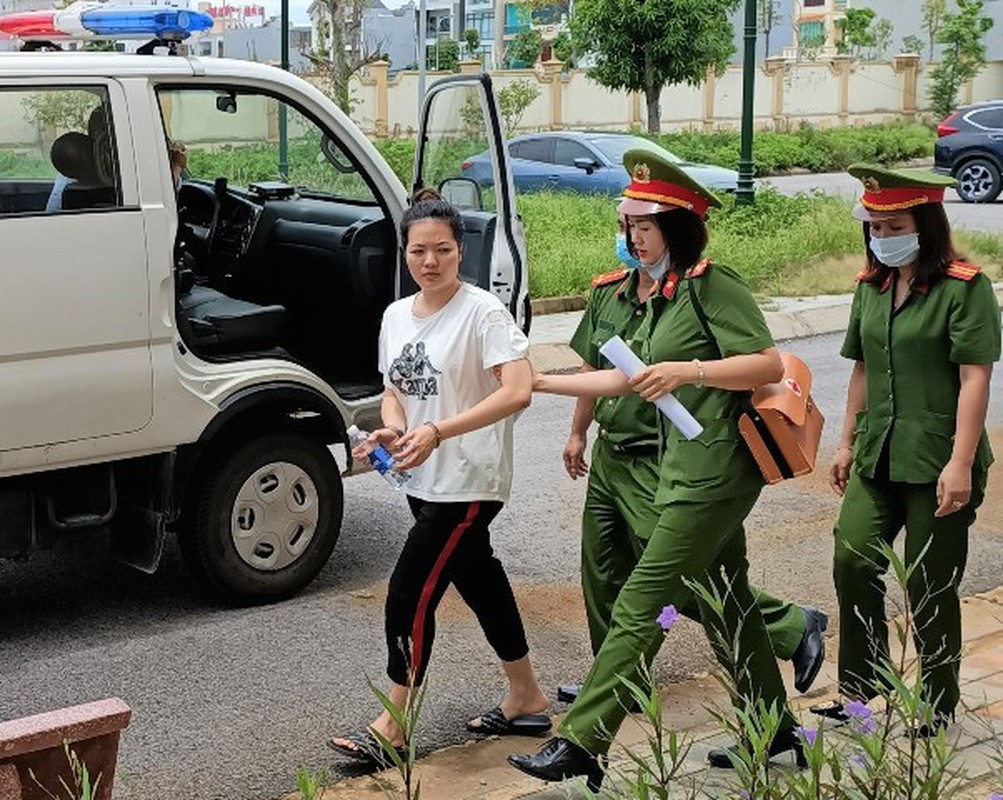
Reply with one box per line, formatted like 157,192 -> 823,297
792,606 -> 828,693
508,737 -> 604,791
707,728 -> 807,769
557,683 -> 581,703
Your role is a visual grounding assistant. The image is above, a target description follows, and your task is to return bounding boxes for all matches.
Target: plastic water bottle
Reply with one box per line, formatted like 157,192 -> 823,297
347,425 -> 411,490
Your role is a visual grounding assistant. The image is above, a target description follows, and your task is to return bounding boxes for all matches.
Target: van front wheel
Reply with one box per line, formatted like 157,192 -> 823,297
184,432 -> 343,604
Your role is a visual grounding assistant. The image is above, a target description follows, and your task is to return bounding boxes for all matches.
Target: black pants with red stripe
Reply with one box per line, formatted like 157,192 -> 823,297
385,497 -> 530,686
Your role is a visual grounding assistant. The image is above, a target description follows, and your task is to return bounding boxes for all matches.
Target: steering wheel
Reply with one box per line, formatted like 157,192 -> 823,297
176,182 -> 222,276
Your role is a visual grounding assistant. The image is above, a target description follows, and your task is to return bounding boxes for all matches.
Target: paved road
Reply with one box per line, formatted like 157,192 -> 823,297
1,334 -> 1001,800
766,172 -> 1003,234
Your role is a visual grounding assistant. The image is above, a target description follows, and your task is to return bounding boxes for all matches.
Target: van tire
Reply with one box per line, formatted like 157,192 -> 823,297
183,432 -> 343,604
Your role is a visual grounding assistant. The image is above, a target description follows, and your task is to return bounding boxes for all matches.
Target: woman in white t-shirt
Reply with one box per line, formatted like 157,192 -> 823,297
328,193 -> 551,766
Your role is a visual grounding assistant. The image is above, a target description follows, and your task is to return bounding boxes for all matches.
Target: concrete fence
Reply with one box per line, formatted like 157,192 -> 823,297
337,55 -> 1003,138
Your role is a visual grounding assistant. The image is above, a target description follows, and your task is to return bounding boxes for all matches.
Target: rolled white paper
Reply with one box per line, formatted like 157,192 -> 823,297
599,335 -> 704,440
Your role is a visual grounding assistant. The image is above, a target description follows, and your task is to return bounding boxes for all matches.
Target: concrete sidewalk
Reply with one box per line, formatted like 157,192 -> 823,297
527,286 -> 1003,374
295,587 -> 1003,800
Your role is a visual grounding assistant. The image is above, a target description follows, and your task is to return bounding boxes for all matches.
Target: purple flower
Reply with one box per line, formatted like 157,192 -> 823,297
850,751 -> 870,769
844,699 -> 873,720
738,791 -> 751,800
796,726 -> 819,746
852,714 -> 878,735
657,605 -> 679,631
989,794 -> 1003,800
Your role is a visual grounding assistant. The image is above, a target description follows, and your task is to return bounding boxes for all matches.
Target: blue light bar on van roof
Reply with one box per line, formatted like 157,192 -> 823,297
0,2 -> 213,41
80,6 -> 213,37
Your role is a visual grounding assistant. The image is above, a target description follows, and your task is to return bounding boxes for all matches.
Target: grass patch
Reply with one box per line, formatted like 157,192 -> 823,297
523,188 -> 1003,298
956,230 -> 1003,279
522,187 -> 866,298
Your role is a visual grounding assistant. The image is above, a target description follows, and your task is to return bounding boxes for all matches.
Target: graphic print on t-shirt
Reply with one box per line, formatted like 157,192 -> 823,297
388,342 -> 441,399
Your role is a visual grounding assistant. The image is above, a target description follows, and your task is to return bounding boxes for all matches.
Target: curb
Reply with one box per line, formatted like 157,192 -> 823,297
528,283 -> 1003,375
530,296 -> 586,316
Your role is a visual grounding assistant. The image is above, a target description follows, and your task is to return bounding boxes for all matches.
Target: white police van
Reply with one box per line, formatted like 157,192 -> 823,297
0,37 -> 528,603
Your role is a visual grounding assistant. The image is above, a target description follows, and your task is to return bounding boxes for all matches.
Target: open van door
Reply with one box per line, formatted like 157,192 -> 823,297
412,74 -> 529,332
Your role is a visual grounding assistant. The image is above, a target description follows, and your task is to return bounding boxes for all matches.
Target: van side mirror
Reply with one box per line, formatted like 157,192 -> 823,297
438,178 -> 483,211
574,157 -> 598,174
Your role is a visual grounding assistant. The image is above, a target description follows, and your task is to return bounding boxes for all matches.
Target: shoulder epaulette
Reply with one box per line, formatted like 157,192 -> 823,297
591,268 -> 629,288
946,261 -> 981,282
684,259 -> 712,279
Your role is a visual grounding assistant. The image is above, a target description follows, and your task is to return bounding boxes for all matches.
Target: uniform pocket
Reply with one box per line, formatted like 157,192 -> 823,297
666,420 -> 744,484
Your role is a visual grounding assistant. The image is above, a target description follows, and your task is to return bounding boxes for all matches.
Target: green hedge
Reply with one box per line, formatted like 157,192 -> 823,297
649,123 -> 935,176
374,123 -> 935,187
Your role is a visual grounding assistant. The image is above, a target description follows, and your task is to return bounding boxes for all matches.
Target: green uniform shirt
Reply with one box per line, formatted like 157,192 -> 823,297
643,262 -> 775,501
570,269 -> 660,450
841,268 -> 1001,483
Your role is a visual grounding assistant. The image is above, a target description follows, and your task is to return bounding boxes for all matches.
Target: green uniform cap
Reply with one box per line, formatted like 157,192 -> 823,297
848,163 -> 957,221
619,148 -> 722,219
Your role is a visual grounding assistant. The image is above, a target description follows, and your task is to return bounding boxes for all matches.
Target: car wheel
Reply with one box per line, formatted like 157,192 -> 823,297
955,158 -> 1002,203
183,432 -> 343,604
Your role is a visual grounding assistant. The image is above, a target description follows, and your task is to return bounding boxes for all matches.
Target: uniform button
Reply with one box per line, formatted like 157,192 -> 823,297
635,309 -> 643,316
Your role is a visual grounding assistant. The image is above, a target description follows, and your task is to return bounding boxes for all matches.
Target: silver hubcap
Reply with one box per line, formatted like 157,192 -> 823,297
231,461 -> 319,571
960,164 -> 995,200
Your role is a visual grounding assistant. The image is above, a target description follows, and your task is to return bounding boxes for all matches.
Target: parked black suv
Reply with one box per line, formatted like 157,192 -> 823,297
934,101 -> 1003,204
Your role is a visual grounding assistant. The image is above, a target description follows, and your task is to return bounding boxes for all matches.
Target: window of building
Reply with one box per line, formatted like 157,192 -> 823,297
0,86 -> 122,217
800,20 -> 825,47
466,10 -> 493,41
803,0 -> 825,7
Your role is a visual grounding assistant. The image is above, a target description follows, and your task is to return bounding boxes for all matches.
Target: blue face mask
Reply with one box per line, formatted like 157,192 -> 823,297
615,234 -> 642,270
869,232 -> 920,268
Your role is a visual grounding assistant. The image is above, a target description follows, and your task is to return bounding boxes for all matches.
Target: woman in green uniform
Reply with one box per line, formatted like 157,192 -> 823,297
560,216 -> 826,704
811,165 -> 1000,733
509,151 -> 804,788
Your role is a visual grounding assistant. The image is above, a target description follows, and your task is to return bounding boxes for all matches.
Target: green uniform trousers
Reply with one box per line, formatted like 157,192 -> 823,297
833,468 -> 987,714
581,439 -> 805,660
563,486 -> 796,754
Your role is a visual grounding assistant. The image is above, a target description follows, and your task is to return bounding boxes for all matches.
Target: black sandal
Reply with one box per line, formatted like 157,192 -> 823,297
466,706 -> 552,736
809,699 -> 851,723
327,730 -> 407,768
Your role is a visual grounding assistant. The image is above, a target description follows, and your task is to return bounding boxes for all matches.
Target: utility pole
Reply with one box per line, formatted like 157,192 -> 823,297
736,0 -> 756,206
278,0 -> 289,179
418,0 -> 428,117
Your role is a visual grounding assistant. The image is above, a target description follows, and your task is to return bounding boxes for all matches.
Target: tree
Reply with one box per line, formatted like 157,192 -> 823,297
835,7 -> 876,58
757,0 -> 782,59
426,38 -> 460,71
570,0 -> 740,134
928,0 -> 995,117
306,0 -> 383,114
921,0 -> 947,61
902,34 -> 924,56
552,30 -> 575,67
497,79 -> 541,133
873,18 -> 894,60
506,26 -> 543,67
463,28 -> 481,58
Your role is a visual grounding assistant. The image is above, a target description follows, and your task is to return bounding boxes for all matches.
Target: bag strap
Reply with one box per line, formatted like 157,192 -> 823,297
686,274 -> 757,408
686,277 -> 722,360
